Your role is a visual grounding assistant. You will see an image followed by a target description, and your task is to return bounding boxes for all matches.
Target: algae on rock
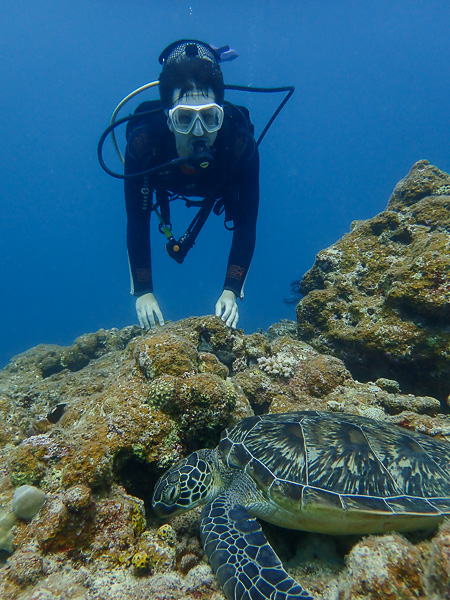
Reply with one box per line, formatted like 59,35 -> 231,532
0,312 -> 449,599
296,160 -> 450,402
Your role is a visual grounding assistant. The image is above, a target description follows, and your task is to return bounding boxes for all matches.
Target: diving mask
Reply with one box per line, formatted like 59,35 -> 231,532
168,103 -> 224,134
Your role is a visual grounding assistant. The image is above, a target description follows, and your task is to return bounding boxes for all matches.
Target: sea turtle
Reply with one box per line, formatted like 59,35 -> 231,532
152,411 -> 450,600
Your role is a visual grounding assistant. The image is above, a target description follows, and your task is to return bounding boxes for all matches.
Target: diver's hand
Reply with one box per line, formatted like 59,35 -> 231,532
136,293 -> 164,330
215,290 -> 239,328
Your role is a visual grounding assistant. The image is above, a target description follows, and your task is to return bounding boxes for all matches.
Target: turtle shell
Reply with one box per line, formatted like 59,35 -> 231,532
218,411 -> 450,533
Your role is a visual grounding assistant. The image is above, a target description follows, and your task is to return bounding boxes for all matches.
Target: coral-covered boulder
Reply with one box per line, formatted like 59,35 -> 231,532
296,160 -> 450,402
147,372 -> 239,446
340,534 -> 427,599
1,316 -> 449,599
131,332 -> 199,379
426,518 -> 450,598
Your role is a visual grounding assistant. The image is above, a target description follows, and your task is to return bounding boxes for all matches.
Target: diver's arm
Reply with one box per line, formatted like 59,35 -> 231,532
124,125 -> 154,296
124,173 -> 154,296
125,124 -> 165,329
222,146 -> 260,299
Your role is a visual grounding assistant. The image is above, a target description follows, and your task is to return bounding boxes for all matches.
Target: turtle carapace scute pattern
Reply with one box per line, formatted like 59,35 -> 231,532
152,410 -> 450,600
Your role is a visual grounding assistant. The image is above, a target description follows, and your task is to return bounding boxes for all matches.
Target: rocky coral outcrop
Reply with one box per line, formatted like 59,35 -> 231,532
296,160 -> 450,403
0,314 -> 449,599
337,518 -> 450,599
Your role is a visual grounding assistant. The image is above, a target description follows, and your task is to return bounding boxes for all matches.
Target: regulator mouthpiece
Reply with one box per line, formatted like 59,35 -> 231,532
191,140 -> 214,170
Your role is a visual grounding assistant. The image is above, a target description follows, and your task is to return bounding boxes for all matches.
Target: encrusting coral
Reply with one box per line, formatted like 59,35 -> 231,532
296,160 -> 450,403
0,485 -> 46,553
0,314 -> 448,599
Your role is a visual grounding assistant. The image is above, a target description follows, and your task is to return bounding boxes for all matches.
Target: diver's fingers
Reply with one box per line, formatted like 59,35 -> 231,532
225,304 -> 238,328
229,306 -> 239,329
221,302 -> 232,322
137,306 -> 149,329
215,299 -> 224,317
154,305 -> 165,327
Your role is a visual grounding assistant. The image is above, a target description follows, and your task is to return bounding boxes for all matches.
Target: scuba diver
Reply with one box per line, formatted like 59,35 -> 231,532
126,39 -> 257,330
98,39 -> 293,330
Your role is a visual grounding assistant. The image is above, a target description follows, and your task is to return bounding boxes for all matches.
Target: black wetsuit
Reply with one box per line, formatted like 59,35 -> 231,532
124,101 -> 259,299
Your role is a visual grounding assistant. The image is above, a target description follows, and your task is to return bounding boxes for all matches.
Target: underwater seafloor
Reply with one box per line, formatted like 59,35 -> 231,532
0,160 -> 449,600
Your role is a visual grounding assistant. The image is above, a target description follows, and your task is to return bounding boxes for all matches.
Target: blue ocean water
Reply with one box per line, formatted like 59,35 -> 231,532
1,0 -> 449,368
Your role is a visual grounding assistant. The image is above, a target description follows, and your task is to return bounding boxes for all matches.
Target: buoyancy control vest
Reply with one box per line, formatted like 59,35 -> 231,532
125,100 -> 256,262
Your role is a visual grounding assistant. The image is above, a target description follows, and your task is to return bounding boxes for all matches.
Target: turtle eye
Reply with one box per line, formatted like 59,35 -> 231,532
164,483 -> 181,505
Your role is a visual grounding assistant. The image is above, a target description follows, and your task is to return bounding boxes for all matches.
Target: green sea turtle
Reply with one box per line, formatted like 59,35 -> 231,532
152,411 -> 450,599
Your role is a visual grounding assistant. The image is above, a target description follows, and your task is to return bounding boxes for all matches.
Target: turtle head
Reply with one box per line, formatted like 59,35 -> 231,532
152,449 -> 217,517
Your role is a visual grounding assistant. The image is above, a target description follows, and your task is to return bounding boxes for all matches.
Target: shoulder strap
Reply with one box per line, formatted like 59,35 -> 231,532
223,102 -> 254,135
125,100 -> 165,140
221,102 -> 256,167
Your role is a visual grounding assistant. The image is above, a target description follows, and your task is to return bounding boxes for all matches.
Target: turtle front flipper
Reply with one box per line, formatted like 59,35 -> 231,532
201,494 -> 313,600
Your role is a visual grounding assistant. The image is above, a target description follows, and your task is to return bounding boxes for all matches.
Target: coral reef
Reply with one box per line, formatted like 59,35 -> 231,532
1,160 -> 450,599
296,160 -> 450,403
0,315 -> 448,599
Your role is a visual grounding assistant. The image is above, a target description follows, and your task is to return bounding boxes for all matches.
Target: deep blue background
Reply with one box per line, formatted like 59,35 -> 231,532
1,1 -> 449,368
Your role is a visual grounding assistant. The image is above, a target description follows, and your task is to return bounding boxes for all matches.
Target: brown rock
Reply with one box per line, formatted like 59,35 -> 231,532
296,160 -> 450,402
340,534 -> 427,599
